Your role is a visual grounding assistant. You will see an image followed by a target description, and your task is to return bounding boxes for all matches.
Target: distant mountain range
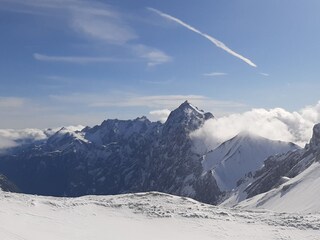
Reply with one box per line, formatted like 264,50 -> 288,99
2,101 -> 319,210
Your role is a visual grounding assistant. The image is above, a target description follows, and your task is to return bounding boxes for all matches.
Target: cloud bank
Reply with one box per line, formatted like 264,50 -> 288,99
0,125 -> 85,151
148,7 -> 257,67
191,101 -> 320,151
0,128 -> 47,151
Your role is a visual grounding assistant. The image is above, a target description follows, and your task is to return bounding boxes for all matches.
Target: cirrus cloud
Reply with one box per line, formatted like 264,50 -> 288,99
203,72 -> 228,77
148,7 -> 257,67
33,53 -> 123,64
3,0 -> 172,67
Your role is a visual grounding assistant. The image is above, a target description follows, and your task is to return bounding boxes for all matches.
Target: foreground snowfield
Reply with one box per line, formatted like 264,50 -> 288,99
0,191 -> 319,240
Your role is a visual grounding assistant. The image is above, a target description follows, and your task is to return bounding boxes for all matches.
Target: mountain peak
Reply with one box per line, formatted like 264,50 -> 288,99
178,100 -> 199,111
173,101 -> 214,120
163,101 -> 214,134
181,100 -> 190,105
310,123 -> 320,149
177,100 -> 203,114
134,116 -> 150,122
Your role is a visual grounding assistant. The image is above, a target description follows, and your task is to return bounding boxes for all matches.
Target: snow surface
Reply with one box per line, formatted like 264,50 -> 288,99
0,191 -> 319,240
237,162 -> 320,214
202,132 -> 298,191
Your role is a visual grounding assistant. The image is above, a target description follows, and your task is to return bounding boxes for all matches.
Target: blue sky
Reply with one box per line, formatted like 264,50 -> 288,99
1,0 -> 320,128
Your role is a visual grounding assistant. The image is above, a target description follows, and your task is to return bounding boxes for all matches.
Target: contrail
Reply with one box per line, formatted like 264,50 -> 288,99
148,7 -> 257,68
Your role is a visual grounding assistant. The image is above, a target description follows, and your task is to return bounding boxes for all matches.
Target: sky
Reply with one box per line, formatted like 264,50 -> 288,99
1,0 -> 320,130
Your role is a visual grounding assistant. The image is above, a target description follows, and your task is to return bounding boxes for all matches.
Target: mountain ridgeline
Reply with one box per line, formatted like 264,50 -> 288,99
0,101 -> 308,205
0,101 -> 222,203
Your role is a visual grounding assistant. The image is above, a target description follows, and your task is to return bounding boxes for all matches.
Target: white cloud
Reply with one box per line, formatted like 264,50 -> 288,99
2,94 -> 320,153
34,49 -> 171,66
0,95 -> 99,129
2,0 -> 133,44
0,137 -> 17,150
0,128 -> 47,151
145,51 -> 172,67
149,109 -> 171,122
260,72 -> 270,76
133,45 -> 172,66
0,97 -> 25,108
70,8 -> 137,44
34,53 -> 121,64
0,125 -> 84,151
4,1 -> 172,67
148,7 -> 257,68
203,72 -> 227,77
191,101 -> 320,151
50,93 -> 245,112
140,79 -> 172,85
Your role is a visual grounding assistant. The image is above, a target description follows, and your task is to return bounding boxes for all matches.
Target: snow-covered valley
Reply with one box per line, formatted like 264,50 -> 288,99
0,191 -> 319,240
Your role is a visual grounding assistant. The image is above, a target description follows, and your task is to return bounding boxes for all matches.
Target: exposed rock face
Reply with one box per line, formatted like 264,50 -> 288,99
244,150 -> 303,198
146,101 -> 220,203
0,174 -> 19,192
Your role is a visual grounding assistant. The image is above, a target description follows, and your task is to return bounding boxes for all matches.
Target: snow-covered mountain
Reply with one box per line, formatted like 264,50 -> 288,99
202,132 -> 299,191
0,101 -> 303,205
223,123 -> 320,212
0,101 -> 221,203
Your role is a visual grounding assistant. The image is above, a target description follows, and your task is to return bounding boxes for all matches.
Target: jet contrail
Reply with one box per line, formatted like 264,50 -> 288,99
148,7 -> 257,68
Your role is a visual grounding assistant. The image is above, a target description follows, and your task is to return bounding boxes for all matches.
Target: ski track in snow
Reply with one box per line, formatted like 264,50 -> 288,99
0,191 -> 319,240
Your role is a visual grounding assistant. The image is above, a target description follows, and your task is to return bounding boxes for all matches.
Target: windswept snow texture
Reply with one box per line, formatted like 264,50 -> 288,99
202,132 -> 298,191
238,162 -> 320,213
0,191 -> 319,240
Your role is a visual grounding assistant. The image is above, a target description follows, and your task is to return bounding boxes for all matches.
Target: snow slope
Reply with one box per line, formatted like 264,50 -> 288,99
202,132 -> 298,191
237,161 -> 320,213
225,124 -> 320,212
0,191 -> 319,240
